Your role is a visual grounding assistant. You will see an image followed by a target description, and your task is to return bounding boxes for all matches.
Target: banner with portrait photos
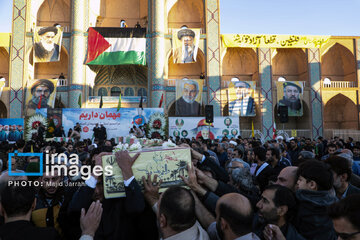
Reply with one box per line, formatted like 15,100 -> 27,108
172,28 -> 200,64
0,118 -> 24,142
169,117 -> 240,140
24,79 -> 58,116
228,80 -> 256,117
175,79 -> 203,116
276,81 -> 304,117
34,26 -> 63,63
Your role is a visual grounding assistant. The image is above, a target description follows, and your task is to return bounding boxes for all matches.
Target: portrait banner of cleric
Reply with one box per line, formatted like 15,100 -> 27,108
25,79 -> 58,116
175,79 -> 203,116
172,26 -> 200,64
228,79 -> 256,117
277,81 -> 304,116
34,26 -> 63,63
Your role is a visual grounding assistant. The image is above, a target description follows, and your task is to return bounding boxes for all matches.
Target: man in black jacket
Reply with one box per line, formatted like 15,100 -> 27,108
254,147 -> 275,192
325,155 -> 360,199
295,160 -> 337,240
0,183 -> 60,240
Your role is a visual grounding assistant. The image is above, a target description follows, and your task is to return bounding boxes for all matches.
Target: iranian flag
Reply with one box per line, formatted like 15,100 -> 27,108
86,27 -> 146,65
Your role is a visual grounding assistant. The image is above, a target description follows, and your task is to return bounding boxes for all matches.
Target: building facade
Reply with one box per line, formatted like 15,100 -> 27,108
0,0 -> 359,140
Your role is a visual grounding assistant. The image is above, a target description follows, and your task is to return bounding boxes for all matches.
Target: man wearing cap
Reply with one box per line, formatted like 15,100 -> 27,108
25,79 -> 55,116
229,80 -> 255,116
176,79 -> 201,116
34,27 -> 60,62
279,82 -> 302,116
173,28 -> 196,63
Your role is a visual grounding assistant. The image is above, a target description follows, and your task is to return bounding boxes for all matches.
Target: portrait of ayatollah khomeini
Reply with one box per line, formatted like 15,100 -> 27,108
34,27 -> 60,62
25,79 -> 55,116
173,28 -> 196,64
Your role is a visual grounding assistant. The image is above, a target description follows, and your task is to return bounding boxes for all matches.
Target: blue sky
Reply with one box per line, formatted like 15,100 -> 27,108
0,0 -> 358,36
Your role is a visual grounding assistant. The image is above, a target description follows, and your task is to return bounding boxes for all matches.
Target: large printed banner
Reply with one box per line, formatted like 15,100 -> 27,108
62,108 -> 164,140
102,147 -> 191,198
276,81 -> 304,117
0,118 -> 24,142
175,79 -> 203,116
222,34 -> 330,48
34,26 -> 63,63
169,117 -> 240,140
172,28 -> 200,64
24,79 -> 58,116
228,81 -> 256,117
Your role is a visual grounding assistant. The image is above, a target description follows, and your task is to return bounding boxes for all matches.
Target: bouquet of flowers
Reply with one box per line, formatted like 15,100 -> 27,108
162,139 -> 176,148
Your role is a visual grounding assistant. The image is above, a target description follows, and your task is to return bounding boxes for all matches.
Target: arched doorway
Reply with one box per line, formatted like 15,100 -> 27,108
324,94 -> 357,129
167,0 -> 204,31
97,0 -> 148,27
0,101 -> 7,118
321,43 -> 356,82
37,0 -> 70,30
272,48 -> 308,83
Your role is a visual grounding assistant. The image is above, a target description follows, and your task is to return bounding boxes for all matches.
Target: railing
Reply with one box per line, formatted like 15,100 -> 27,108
324,129 -> 360,141
240,129 -> 312,140
322,81 -> 356,88
57,79 -> 67,86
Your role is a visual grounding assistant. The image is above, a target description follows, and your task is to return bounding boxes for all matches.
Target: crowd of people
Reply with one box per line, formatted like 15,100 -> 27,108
0,130 -> 360,240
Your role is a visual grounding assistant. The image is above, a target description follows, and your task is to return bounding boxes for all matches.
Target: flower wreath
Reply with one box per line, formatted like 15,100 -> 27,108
25,114 -> 48,141
147,113 -> 166,138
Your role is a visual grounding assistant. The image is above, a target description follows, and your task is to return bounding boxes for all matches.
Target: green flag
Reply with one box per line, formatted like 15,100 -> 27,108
117,91 -> 122,111
78,94 -> 82,108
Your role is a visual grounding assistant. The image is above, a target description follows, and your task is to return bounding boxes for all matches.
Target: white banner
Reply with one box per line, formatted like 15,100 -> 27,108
169,117 -> 240,140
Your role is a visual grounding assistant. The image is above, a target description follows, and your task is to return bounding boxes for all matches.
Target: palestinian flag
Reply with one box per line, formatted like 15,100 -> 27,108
86,27 -> 146,65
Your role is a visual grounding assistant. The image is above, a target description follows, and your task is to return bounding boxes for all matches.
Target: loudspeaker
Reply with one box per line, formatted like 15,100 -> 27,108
205,105 -> 214,123
279,106 -> 288,123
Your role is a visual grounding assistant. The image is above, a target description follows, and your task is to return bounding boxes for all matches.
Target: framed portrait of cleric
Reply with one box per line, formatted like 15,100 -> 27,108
34,26 -> 63,63
276,81 -> 304,117
172,27 -> 200,64
24,79 -> 58,116
228,80 -> 256,117
175,79 -> 203,116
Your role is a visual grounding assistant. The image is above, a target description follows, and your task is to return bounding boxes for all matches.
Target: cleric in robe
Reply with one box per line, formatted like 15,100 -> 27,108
34,27 -> 60,62
175,80 -> 201,116
25,79 -> 55,116
229,81 -> 255,116
278,81 -> 302,116
173,28 -> 196,64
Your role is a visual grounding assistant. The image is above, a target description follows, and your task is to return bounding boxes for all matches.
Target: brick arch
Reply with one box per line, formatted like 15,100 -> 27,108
167,0 -> 204,31
324,94 -> 358,130
37,0 -> 70,28
272,48 -> 308,82
321,43 -> 356,82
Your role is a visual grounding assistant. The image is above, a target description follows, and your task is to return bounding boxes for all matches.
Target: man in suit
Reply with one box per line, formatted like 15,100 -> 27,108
253,147 -> 275,192
173,27 -> 196,64
325,155 -> 360,199
34,27 -> 60,62
229,80 -> 255,116
175,79 -> 201,116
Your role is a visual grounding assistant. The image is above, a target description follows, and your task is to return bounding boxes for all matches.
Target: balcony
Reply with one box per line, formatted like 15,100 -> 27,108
321,80 -> 357,88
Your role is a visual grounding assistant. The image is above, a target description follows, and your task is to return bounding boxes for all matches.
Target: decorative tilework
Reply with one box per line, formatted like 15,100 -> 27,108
9,0 -> 26,118
206,0 -> 221,116
150,0 -> 165,108
69,0 -> 86,108
308,48 -> 323,139
259,48 -> 273,140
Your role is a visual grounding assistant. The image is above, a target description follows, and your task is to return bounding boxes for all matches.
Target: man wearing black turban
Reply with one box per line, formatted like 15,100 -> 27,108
34,27 -> 60,62
173,28 -> 196,63
25,79 -> 55,116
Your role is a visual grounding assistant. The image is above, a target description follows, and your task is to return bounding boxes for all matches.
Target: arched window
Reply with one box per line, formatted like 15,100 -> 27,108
137,88 -> 147,97
98,87 -> 108,96
125,87 -> 134,96
111,86 -> 121,96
